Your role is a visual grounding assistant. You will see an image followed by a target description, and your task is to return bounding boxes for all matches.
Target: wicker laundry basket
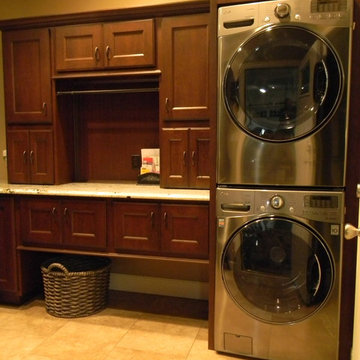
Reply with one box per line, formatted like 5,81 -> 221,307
41,255 -> 111,318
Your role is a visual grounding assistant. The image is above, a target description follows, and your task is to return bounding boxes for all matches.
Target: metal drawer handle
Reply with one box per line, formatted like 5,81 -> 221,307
191,151 -> 196,166
150,211 -> 154,227
29,150 -> 34,164
105,45 -> 111,61
94,46 -> 100,61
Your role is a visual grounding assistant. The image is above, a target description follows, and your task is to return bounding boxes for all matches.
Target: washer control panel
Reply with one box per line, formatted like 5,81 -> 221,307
217,187 -> 344,223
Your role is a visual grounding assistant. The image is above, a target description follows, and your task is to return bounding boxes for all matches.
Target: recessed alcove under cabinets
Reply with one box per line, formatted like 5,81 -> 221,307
56,79 -> 159,182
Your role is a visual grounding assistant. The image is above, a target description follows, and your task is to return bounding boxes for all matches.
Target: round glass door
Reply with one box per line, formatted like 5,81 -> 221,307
222,217 -> 334,324
223,25 -> 343,142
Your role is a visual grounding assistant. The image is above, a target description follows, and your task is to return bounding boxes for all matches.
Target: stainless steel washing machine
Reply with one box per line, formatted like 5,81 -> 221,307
217,0 -> 353,187
215,187 -> 344,359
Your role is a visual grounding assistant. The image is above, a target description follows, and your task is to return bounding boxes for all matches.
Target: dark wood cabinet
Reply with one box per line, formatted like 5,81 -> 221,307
112,202 -> 160,253
7,128 -> 54,184
111,201 -> 209,258
159,13 -> 210,121
0,198 -> 17,294
161,128 -> 210,188
161,203 -> 208,258
55,19 -> 155,72
20,197 -> 107,251
2,28 -> 52,124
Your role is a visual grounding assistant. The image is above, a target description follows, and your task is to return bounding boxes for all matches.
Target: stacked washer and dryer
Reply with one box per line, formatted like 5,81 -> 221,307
215,1 -> 353,359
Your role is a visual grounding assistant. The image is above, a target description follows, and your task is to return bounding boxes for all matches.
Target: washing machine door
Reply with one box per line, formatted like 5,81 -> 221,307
222,216 -> 334,324
223,25 -> 343,142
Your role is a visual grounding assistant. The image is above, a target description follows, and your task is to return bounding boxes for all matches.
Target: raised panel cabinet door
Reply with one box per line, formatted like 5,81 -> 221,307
189,128 -> 210,189
3,28 -> 52,124
55,24 -> 103,71
61,199 -> 107,251
0,198 -> 17,292
161,204 -> 209,258
103,19 -> 155,68
159,13 -> 210,121
20,197 -> 61,247
160,128 -> 188,188
29,130 -> 54,184
6,129 -> 30,183
112,202 -> 160,253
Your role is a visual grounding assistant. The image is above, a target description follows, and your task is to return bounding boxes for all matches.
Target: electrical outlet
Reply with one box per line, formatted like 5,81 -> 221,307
131,154 -> 141,169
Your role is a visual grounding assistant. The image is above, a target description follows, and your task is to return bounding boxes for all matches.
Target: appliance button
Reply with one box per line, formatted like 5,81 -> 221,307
294,14 -> 301,20
270,195 -> 284,209
274,3 -> 291,19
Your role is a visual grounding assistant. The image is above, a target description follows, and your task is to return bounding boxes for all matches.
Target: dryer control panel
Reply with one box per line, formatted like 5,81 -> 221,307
218,0 -> 353,37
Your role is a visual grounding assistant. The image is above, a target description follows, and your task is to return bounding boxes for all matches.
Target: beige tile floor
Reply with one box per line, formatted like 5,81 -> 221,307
0,298 -> 244,360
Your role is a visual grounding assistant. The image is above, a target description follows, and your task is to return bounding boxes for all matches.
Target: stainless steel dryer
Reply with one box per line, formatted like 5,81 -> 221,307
217,0 -> 353,187
215,187 -> 344,359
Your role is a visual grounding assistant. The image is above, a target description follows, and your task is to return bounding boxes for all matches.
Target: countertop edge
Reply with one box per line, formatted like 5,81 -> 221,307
0,183 -> 210,202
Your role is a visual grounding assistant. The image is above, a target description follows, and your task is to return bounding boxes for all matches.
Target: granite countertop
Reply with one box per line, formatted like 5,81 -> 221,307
0,182 -> 210,202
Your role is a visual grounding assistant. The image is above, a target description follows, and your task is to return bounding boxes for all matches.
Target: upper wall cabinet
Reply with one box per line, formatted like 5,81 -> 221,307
2,28 -> 52,124
159,13 -> 210,122
54,19 -> 155,72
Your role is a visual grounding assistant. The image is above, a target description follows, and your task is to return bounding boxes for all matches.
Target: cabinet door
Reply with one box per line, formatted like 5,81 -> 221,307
20,198 -> 61,247
159,13 -> 210,121
103,19 -> 155,68
112,202 -> 160,253
0,198 -> 17,292
3,28 -> 52,124
189,128 -> 210,188
7,129 -> 54,185
7,129 -> 30,183
161,204 -> 209,258
62,199 -> 107,251
55,24 -> 103,71
29,130 -> 54,184
160,128 -> 188,188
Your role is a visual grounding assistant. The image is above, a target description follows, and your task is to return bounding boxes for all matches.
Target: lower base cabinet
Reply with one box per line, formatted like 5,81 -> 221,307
0,198 -> 17,297
20,197 -> 107,251
111,201 -> 209,258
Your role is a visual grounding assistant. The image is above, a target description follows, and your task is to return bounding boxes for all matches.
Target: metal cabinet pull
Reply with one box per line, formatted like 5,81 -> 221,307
165,97 -> 170,113
29,150 -> 34,164
191,151 -> 196,166
42,102 -> 47,115
183,151 -> 187,164
94,46 -> 100,61
150,211 -> 155,227
105,45 -> 111,61
52,207 -> 57,216
163,212 -> 168,227
63,207 -> 68,216
22,150 -> 27,163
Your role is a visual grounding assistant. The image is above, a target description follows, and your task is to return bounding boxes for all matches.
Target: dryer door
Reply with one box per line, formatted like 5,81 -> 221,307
222,216 -> 334,324
223,25 -> 343,142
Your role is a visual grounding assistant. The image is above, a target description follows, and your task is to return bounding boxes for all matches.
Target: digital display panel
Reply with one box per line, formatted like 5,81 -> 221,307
304,195 -> 338,209
311,0 -> 347,12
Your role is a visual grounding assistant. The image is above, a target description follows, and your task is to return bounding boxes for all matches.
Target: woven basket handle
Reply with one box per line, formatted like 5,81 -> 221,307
47,263 -> 70,276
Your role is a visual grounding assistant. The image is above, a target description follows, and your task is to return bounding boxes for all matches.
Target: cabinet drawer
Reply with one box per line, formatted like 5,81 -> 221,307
112,202 -> 160,253
161,204 -> 209,258
20,198 -> 60,246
